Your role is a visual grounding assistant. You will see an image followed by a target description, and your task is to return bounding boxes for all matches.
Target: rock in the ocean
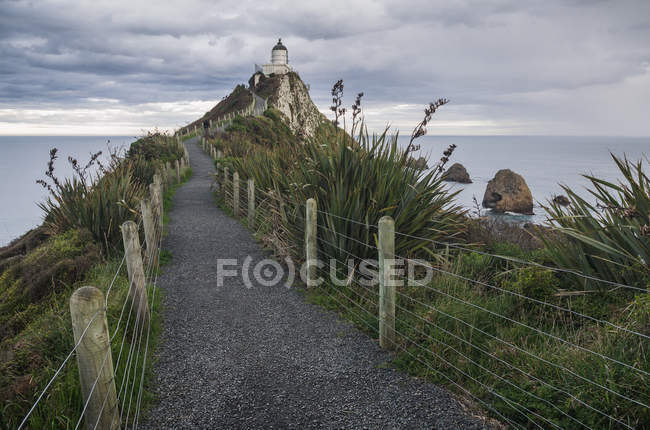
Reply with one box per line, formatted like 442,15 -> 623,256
482,169 -> 534,215
415,157 -> 428,170
443,163 -> 472,183
408,156 -> 429,170
553,195 -> 571,206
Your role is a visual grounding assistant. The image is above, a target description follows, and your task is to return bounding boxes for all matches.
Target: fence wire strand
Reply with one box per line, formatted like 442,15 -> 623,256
314,209 -> 648,293
310,212 -> 647,427
318,223 -> 649,341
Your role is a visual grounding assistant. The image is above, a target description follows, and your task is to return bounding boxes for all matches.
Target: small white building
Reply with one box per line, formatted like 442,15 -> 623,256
255,39 -> 292,76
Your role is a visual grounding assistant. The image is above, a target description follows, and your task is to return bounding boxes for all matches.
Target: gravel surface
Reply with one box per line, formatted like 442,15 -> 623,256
141,138 -> 490,429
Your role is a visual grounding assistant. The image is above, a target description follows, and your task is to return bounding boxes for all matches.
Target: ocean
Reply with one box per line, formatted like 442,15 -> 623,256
0,135 -> 647,246
397,135 -> 648,224
0,136 -> 135,247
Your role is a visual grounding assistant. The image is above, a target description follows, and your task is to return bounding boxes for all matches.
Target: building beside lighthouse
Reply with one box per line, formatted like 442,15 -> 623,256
255,38 -> 292,76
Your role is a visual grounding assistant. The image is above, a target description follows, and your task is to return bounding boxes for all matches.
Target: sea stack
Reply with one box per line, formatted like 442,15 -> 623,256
482,169 -> 534,215
443,163 -> 472,183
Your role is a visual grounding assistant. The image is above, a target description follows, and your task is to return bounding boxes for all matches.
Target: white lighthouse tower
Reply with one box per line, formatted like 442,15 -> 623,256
255,38 -> 292,76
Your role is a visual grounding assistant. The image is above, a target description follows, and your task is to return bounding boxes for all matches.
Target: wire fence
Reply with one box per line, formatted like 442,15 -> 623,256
208,145 -> 648,430
16,148 -> 184,429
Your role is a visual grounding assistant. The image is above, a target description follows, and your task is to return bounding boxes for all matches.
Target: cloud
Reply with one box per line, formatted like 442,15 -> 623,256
0,0 -> 649,135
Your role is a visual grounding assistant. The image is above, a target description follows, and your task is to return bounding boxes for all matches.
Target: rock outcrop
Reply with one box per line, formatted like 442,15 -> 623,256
482,169 -> 534,215
553,195 -> 570,206
408,156 -> 429,170
192,72 -> 328,140
252,72 -> 327,139
443,163 -> 472,183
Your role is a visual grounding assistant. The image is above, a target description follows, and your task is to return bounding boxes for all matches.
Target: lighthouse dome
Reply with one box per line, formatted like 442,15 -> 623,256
272,38 -> 287,51
271,38 -> 288,65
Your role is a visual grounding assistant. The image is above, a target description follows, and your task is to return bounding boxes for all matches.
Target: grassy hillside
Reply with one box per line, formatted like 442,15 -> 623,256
188,84 -> 253,130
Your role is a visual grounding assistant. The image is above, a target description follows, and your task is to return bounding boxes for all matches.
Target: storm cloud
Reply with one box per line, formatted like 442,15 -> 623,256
0,0 -> 648,135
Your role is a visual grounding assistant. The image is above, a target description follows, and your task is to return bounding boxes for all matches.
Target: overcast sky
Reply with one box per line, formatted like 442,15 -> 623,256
1,0 -> 649,136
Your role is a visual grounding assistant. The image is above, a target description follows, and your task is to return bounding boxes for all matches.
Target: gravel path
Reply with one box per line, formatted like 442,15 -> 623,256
141,138 -> 490,429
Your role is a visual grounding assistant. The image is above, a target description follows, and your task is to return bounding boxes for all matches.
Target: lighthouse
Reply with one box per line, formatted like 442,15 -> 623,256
255,38 -> 292,76
271,39 -> 288,65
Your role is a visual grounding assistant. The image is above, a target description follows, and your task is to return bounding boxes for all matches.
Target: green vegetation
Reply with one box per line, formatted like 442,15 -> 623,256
0,132 -> 188,428
543,154 -> 650,291
38,133 -> 185,255
309,239 -> 647,428
189,84 -> 253,130
212,85 -> 648,428
0,254 -> 163,429
38,157 -> 144,256
180,131 -> 197,142
128,134 -> 185,166
208,107 -> 299,156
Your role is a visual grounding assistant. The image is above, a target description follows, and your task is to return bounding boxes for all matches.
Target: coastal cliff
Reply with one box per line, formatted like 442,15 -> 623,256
252,72 -> 326,138
191,72 -> 327,140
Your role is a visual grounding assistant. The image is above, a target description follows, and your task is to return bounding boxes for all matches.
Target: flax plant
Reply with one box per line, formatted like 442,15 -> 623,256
541,154 -> 650,291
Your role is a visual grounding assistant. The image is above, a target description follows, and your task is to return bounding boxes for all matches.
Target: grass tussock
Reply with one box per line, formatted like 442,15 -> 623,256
542,154 -> 650,291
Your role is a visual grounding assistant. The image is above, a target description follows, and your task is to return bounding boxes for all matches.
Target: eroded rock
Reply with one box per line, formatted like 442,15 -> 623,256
443,163 -> 472,183
482,169 -> 533,215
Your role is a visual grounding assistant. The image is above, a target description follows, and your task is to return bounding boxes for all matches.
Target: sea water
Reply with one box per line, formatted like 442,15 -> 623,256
0,136 -> 135,246
0,135 -> 647,246
397,135 -> 648,224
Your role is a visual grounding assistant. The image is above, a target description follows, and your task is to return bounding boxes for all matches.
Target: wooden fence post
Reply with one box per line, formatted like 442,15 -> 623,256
70,286 -> 120,430
305,198 -> 318,287
121,221 -> 150,324
223,167 -> 229,199
175,159 -> 181,184
153,170 -> 163,194
247,179 -> 255,228
378,216 -> 396,349
140,199 -> 157,268
165,162 -> 172,185
233,172 -> 240,217
149,183 -> 163,235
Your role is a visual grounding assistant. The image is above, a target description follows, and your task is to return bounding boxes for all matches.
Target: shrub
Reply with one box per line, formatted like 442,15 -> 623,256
541,154 -> 650,291
0,229 -> 101,342
504,267 -> 558,300
225,123 -> 465,266
37,149 -> 144,255
127,132 -> 184,165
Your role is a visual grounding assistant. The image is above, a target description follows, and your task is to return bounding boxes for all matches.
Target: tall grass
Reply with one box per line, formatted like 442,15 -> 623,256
223,123 -> 464,265
37,134 -> 184,256
38,156 -> 144,256
542,154 -> 650,291
0,256 -> 163,429
310,246 -> 649,429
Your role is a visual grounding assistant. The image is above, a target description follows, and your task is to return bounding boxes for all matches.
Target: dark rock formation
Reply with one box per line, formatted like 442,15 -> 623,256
482,169 -> 534,215
443,163 -> 472,183
408,156 -> 429,170
553,195 -> 571,206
